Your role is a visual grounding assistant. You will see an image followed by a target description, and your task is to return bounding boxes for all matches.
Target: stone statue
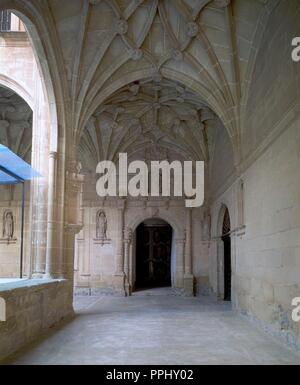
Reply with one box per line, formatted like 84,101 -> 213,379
96,210 -> 107,240
3,210 -> 14,240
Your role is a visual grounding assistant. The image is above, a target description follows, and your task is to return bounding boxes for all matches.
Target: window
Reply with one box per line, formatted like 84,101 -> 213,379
0,11 -> 11,32
0,12 -> 25,32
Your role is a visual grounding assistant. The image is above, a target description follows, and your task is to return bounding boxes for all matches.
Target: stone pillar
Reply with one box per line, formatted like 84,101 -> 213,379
113,199 -> 126,294
184,208 -> 194,296
175,237 -> 185,288
124,227 -> 132,296
45,151 -> 57,278
63,160 -> 84,286
30,75 -> 50,278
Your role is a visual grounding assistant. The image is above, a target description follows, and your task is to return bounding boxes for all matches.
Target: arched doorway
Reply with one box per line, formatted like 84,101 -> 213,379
0,85 -> 32,278
222,208 -> 231,301
135,218 -> 173,290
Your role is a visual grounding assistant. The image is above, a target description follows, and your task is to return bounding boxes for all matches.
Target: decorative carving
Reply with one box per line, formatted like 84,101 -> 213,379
116,19 -> 128,35
82,78 -> 217,172
171,48 -> 183,62
129,48 -> 143,61
67,159 -> 82,175
96,210 -> 107,240
95,210 -> 111,246
151,72 -> 163,83
0,210 -> 17,245
187,22 -> 199,38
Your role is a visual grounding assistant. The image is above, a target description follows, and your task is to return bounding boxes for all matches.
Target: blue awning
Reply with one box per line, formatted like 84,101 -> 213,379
0,144 -> 42,184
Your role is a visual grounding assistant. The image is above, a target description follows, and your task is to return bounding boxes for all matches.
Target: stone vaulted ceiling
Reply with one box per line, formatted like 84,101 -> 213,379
80,78 -> 222,168
0,0 -> 272,171
0,86 -> 32,162
62,0 -> 270,169
50,0 -> 269,149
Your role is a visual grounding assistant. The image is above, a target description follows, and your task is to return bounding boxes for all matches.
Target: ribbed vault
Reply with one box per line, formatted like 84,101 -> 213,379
0,86 -> 32,162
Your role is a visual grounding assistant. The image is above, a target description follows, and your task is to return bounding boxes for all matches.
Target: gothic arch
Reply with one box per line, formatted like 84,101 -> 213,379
130,215 -> 178,291
128,212 -> 182,239
0,75 -> 33,110
0,4 -> 64,279
0,2 -> 61,152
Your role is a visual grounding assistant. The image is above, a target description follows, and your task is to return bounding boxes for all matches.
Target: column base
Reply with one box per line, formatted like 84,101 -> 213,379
31,273 -> 44,279
184,274 -> 194,296
112,273 -> 126,296
43,273 -> 65,280
175,272 -> 184,288
125,281 -> 132,297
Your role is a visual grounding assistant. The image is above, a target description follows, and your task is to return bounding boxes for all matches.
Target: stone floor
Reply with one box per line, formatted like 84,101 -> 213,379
4,288 -> 300,365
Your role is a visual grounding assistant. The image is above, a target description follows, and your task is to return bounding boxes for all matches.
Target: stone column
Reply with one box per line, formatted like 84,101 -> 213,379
113,199 -> 126,294
124,227 -> 132,296
175,237 -> 185,288
45,151 -> 57,278
30,75 -> 50,278
63,160 -> 84,286
184,208 -> 194,296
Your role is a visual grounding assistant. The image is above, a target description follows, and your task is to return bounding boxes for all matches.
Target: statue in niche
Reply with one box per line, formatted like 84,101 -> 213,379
96,210 -> 107,242
1,210 -> 16,244
3,210 -> 14,239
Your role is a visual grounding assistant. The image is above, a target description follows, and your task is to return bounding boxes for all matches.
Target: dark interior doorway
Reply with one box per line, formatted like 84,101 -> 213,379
222,208 -> 231,301
135,219 -> 172,290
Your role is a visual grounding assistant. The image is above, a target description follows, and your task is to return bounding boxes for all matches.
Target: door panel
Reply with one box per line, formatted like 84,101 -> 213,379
223,236 -> 231,301
136,224 -> 172,289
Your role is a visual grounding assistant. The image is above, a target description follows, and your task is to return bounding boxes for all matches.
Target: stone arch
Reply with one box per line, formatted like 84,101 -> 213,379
0,75 -> 33,110
217,204 -> 231,238
0,3 -> 61,152
127,212 -> 185,292
128,212 -> 182,239
0,81 -> 34,278
0,4 -> 63,278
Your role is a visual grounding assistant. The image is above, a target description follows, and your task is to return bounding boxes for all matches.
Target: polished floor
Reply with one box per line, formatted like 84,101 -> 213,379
5,288 -> 300,365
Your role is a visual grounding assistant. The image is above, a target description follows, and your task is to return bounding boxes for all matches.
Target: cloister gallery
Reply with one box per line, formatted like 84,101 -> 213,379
0,0 -> 299,365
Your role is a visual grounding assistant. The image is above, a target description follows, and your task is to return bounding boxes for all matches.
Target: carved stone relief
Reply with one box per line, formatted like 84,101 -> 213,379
0,210 -> 17,245
95,210 -> 111,246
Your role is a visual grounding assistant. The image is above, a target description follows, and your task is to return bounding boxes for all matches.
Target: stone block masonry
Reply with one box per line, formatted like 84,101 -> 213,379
0,280 -> 74,362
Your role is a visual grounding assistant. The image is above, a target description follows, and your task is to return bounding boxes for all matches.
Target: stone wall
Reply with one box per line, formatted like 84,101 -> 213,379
207,0 -> 300,351
0,202 -> 31,278
0,280 -> 74,362
74,196 -> 209,295
210,115 -> 300,349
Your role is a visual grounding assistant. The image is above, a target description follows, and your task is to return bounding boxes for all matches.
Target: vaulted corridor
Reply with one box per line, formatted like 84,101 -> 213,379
3,290 -> 300,365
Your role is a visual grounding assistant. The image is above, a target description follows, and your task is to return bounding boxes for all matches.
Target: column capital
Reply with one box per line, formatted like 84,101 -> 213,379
64,223 -> 83,235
